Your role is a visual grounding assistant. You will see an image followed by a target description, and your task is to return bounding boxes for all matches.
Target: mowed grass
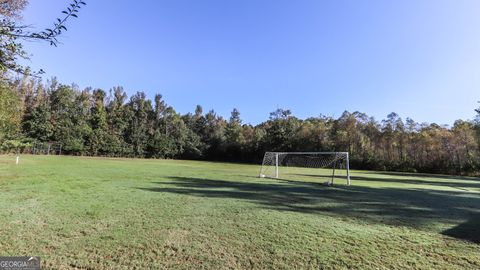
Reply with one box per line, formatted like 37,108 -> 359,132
0,155 -> 479,269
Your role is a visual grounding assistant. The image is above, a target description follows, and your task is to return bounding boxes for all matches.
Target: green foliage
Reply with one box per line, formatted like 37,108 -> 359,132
105,86 -> 131,156
225,108 -> 243,144
147,96 -> 200,158
0,138 -> 30,152
22,102 -> 53,142
224,109 -> 245,160
263,109 -> 300,151
88,89 -> 109,155
0,81 -> 21,140
48,85 -> 90,154
126,91 -> 152,156
3,78 -> 480,175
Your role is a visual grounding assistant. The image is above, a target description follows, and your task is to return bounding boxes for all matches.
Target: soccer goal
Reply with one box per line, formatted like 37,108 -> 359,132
32,141 -> 62,155
259,152 -> 351,185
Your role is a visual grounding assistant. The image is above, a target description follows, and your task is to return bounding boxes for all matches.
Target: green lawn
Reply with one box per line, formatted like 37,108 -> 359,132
0,155 -> 479,269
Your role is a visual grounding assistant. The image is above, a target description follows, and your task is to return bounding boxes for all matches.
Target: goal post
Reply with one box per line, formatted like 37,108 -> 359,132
32,141 -> 62,155
259,152 -> 351,186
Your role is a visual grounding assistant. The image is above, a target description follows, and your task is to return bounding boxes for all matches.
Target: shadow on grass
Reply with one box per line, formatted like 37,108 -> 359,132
294,173 -> 480,191
371,171 -> 480,181
443,213 -> 480,244
138,176 -> 480,244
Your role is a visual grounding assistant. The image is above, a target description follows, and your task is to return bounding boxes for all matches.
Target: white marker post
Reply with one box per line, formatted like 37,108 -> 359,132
16,155 -> 19,165
275,153 -> 279,179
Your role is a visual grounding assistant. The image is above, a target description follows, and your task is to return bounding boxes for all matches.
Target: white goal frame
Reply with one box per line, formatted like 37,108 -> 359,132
259,152 -> 351,185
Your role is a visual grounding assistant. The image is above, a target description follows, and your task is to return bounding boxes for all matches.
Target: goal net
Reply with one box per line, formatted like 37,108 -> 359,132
259,152 -> 351,185
32,141 -> 62,155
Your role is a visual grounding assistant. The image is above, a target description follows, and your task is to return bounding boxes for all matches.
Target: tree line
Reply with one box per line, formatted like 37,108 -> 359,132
1,78 -> 479,176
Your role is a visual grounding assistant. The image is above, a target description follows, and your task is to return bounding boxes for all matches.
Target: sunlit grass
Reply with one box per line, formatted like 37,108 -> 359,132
0,155 -> 478,269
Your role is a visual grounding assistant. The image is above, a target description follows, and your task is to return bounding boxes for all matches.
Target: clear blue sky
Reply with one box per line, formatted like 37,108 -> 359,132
21,0 -> 480,125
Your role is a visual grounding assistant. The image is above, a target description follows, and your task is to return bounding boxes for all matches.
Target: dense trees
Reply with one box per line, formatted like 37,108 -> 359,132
1,78 -> 479,176
0,0 -> 85,152
0,81 -> 21,141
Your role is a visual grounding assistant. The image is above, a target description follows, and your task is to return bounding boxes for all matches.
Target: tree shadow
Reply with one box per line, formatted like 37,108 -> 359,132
138,176 -> 480,244
351,175 -> 480,190
293,173 -> 480,190
443,213 -> 480,244
371,171 -> 480,181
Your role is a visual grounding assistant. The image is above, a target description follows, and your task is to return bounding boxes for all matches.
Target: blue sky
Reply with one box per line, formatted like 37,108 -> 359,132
21,0 -> 480,125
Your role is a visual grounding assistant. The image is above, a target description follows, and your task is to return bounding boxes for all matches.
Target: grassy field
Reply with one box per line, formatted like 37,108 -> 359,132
0,155 -> 479,269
